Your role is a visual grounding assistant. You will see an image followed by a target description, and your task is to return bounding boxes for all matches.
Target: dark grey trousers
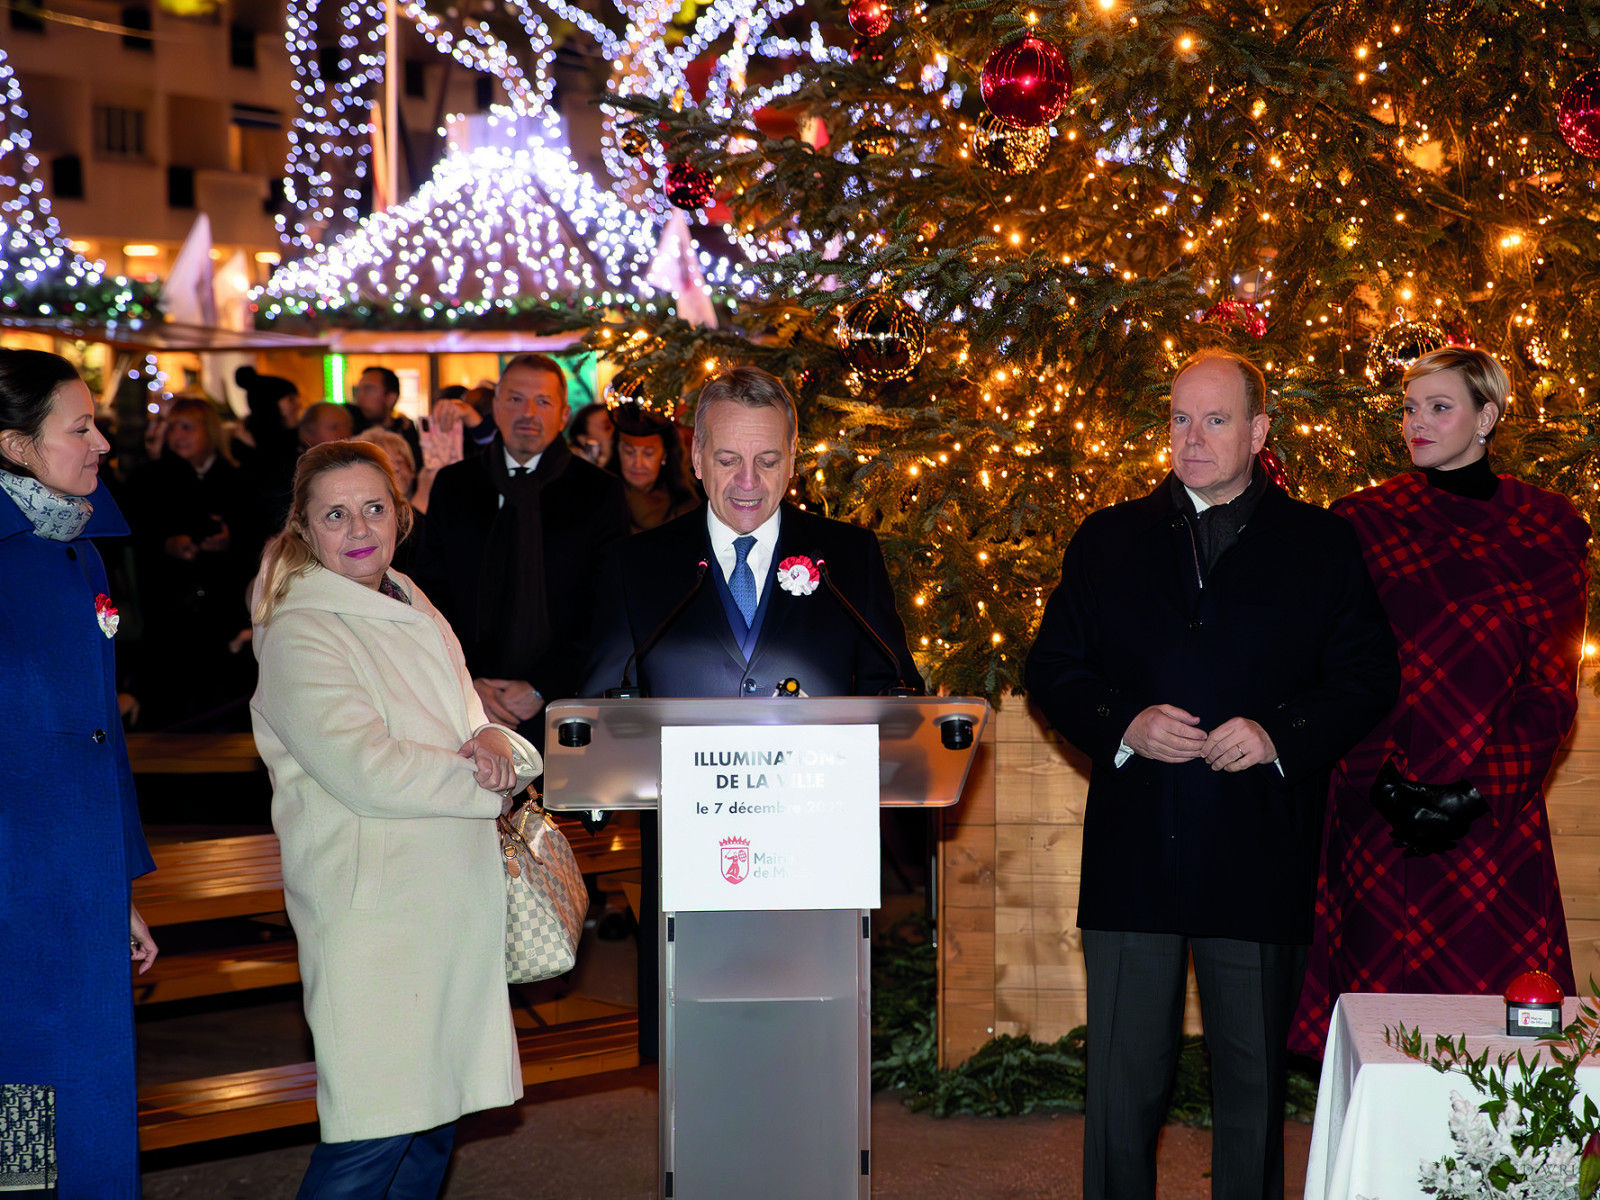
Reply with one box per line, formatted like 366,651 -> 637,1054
1080,930 -> 1308,1200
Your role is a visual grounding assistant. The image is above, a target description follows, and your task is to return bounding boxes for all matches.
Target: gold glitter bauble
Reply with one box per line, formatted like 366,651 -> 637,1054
619,127 -> 650,158
1365,318 -> 1448,387
837,295 -> 926,382
854,124 -> 899,157
971,112 -> 1049,175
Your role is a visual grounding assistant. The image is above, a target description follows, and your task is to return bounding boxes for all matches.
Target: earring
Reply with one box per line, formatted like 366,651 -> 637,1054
1478,431 -> 1489,445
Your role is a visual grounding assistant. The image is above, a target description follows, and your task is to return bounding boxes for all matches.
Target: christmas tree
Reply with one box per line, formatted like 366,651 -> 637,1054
590,0 -> 1600,698
0,48 -> 157,322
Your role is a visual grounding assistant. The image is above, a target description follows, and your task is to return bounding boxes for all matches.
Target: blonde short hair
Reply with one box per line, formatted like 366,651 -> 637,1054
1401,347 -> 1510,414
252,440 -> 413,624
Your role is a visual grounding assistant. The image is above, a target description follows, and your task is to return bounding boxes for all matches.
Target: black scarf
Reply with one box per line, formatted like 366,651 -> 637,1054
1170,461 -> 1269,576
475,434 -> 570,680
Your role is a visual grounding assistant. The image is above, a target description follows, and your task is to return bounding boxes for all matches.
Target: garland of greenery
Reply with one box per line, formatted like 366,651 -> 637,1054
870,917 -> 1321,1124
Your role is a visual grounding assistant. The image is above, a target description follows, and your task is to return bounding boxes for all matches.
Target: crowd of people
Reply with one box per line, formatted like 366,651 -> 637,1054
86,358 -> 701,738
0,340 -> 1587,1199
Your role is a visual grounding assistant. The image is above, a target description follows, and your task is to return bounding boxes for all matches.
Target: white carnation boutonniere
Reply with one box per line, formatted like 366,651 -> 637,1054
776,555 -> 820,597
95,593 -> 120,639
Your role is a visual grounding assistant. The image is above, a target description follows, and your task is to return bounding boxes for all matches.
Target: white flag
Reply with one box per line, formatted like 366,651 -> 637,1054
161,213 -> 217,326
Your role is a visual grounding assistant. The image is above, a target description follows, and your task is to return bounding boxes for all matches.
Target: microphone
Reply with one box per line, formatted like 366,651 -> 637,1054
606,559 -> 711,698
814,558 -> 921,696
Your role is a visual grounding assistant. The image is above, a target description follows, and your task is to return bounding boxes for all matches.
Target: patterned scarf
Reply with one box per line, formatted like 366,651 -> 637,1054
0,470 -> 93,541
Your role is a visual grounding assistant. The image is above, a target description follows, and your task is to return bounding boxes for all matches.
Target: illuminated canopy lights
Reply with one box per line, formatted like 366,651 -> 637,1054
260,116 -> 749,322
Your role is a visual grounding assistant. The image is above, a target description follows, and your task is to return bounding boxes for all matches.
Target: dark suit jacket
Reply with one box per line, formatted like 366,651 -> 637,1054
1024,477 -> 1399,945
414,443 -> 629,711
581,504 -> 923,699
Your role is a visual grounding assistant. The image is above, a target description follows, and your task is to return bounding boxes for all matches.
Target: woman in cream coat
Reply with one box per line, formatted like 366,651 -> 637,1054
250,439 -> 538,1199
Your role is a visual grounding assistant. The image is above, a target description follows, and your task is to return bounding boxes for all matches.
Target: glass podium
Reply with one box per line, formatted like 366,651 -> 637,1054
542,696 -> 990,1200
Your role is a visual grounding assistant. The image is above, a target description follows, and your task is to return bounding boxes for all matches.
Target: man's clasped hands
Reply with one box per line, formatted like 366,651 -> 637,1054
1124,704 -> 1278,772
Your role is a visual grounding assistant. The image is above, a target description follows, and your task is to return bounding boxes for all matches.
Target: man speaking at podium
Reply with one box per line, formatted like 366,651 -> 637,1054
581,365 -> 923,1057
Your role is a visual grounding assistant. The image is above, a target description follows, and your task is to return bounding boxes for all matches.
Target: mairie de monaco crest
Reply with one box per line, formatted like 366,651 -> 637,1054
720,836 -> 750,884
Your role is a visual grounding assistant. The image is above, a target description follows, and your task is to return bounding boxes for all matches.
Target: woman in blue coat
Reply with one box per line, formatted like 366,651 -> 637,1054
0,350 -> 158,1198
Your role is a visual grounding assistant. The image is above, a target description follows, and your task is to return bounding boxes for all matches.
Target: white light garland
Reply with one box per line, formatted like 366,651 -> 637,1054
260,114 -> 749,321
0,48 -> 128,307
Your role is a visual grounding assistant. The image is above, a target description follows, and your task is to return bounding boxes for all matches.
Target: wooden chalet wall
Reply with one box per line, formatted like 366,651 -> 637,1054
935,689 -> 1600,1067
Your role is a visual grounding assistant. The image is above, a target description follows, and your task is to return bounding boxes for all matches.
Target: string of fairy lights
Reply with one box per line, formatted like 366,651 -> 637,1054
0,49 -> 133,311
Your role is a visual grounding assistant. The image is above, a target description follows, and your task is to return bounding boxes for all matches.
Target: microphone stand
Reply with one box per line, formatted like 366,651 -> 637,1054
814,558 -> 921,696
605,559 -> 711,699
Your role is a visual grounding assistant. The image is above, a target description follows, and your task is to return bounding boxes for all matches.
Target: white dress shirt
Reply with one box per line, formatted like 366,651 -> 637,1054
496,446 -> 542,510
707,506 -> 781,605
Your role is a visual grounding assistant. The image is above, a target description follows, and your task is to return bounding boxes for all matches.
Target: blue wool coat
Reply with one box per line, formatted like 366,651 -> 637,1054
0,481 -> 154,1199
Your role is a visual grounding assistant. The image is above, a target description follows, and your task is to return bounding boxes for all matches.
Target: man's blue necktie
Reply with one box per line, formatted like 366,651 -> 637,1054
730,535 -> 758,627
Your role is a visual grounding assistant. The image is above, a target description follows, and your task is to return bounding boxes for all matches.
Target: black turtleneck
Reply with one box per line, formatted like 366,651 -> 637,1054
1423,455 -> 1499,502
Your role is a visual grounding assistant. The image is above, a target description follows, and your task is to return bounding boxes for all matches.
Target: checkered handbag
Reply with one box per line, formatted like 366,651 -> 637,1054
499,797 -> 586,984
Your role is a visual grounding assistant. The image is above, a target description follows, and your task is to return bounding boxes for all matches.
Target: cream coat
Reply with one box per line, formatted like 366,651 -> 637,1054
250,565 -> 539,1142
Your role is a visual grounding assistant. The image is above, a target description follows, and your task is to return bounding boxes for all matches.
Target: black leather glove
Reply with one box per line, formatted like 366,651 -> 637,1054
1369,758 -> 1489,858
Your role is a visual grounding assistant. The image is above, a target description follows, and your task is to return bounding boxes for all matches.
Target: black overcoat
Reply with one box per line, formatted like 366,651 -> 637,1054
580,503 -> 922,699
1024,477 -> 1399,944
414,441 -> 629,710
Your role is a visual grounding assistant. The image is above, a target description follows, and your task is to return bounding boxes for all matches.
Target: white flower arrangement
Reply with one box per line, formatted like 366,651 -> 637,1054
1418,1093 -> 1580,1200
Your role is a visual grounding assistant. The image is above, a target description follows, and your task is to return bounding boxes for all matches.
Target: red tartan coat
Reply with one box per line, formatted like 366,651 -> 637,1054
1291,472 -> 1590,1055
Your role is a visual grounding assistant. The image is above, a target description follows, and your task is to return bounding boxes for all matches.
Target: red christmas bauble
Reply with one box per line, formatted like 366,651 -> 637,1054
663,161 -> 715,210
980,35 -> 1072,130
1558,69 -> 1600,158
1504,969 -> 1564,1006
850,35 -> 890,65
847,0 -> 891,38
1258,447 -> 1290,492
1441,315 -> 1476,348
1200,298 -> 1268,339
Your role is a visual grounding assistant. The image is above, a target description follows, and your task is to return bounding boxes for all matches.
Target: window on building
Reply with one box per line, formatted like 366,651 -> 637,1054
404,59 -> 426,98
475,75 -> 494,111
93,106 -> 146,160
230,24 -> 257,69
120,5 -> 152,50
168,165 -> 195,209
9,2 -> 46,33
318,44 -> 344,83
51,155 -> 83,199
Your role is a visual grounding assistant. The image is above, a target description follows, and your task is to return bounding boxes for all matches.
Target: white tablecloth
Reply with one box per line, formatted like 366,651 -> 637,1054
1304,992 -> 1595,1200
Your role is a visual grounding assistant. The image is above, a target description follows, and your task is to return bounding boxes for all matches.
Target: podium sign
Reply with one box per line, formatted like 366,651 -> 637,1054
661,724 -> 880,912
541,695 -> 991,1199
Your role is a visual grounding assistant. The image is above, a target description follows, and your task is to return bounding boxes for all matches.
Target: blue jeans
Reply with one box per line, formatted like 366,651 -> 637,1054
295,1123 -> 457,1200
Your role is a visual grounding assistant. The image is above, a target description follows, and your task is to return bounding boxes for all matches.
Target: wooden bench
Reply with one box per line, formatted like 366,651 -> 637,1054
134,819 -> 643,1004
135,819 -> 644,1151
126,732 -> 264,775
137,1013 -> 639,1150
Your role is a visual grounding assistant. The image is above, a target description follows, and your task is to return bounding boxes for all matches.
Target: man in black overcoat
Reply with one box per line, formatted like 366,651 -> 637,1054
1025,350 -> 1399,1200
581,365 -> 923,1057
416,353 -> 628,750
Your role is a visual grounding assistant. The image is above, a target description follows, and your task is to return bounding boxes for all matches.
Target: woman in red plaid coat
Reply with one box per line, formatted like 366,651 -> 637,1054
1293,347 -> 1591,1054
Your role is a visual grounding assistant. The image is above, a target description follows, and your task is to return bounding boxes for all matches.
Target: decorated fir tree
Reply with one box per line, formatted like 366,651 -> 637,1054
589,0 -> 1600,697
